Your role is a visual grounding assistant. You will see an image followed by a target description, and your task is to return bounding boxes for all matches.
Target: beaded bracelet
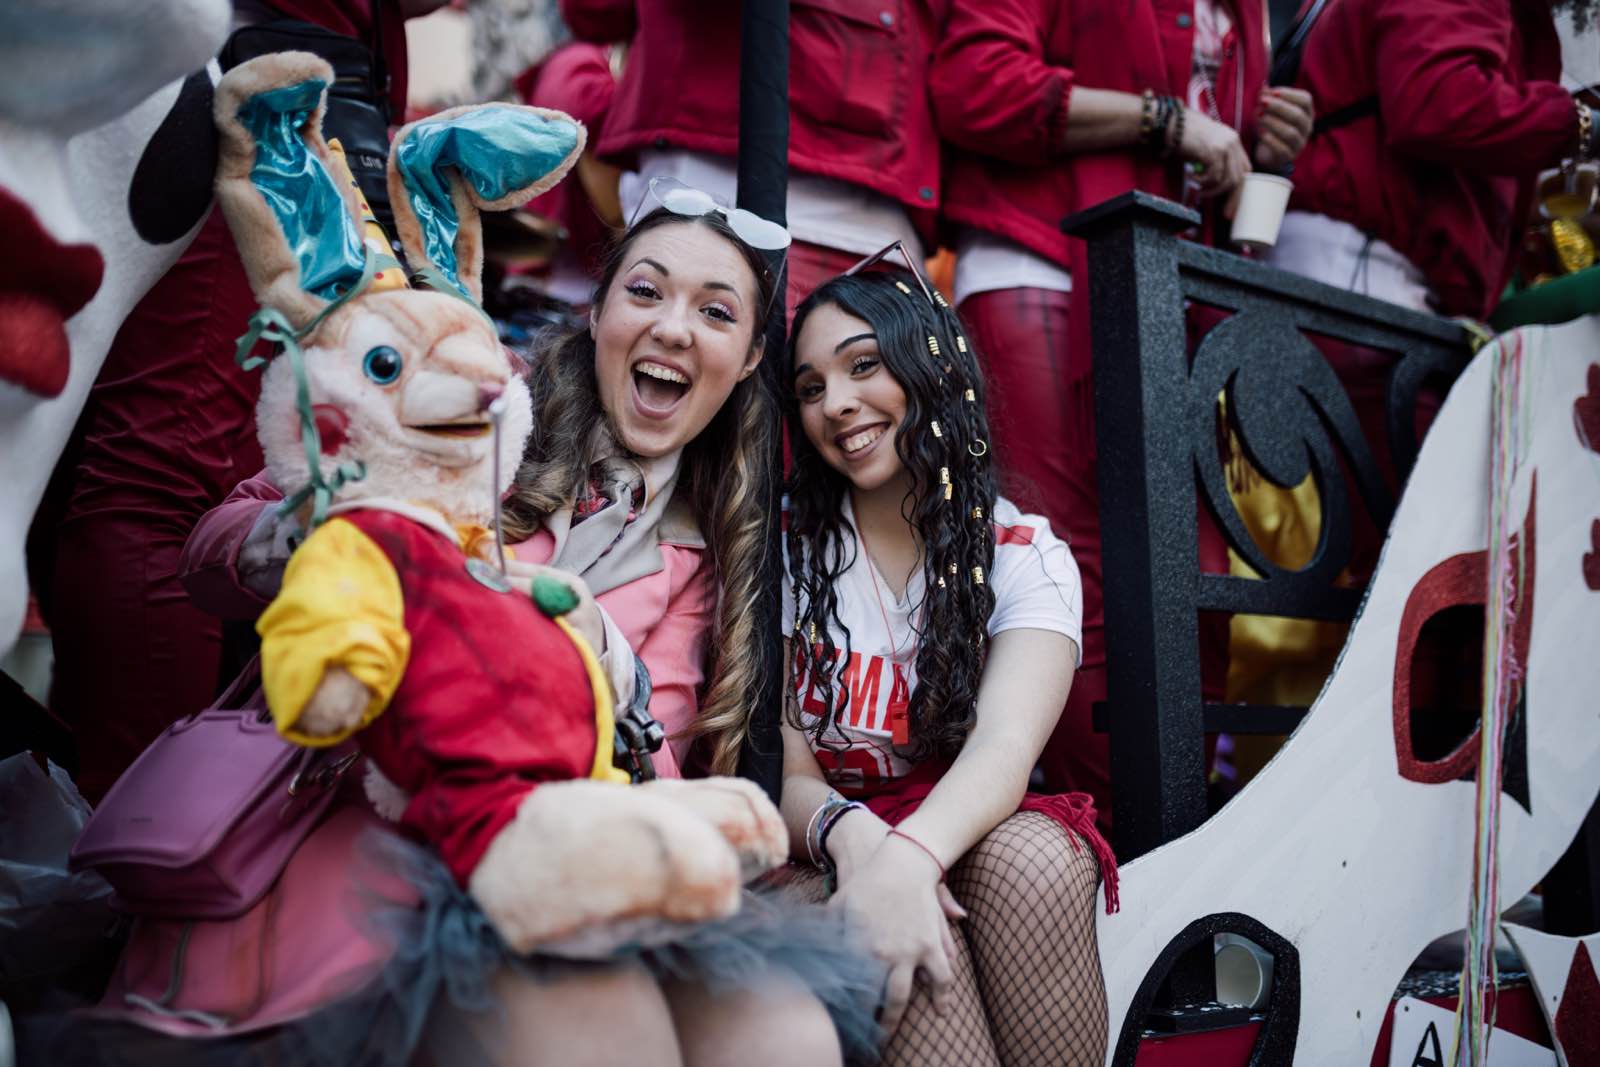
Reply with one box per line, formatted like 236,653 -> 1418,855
1164,99 -> 1186,160
1138,88 -> 1158,146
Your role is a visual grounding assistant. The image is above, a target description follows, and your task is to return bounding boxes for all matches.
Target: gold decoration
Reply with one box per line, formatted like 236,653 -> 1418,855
1551,217 -> 1596,274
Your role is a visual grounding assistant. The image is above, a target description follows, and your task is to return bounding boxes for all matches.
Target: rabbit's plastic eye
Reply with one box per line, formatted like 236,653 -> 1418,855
363,345 -> 403,385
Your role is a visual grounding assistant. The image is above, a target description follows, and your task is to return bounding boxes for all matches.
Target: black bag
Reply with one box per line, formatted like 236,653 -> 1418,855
1269,0 -> 1378,135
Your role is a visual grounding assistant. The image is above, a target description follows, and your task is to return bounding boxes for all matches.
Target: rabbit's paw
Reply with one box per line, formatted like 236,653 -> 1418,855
469,780 -> 740,954
635,776 -> 788,881
295,666 -> 370,739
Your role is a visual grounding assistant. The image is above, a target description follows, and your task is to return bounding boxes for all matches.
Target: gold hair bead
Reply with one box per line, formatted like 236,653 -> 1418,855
930,420 -> 943,438
894,281 -> 913,296
943,482 -> 953,501
964,388 -> 976,403
972,566 -> 986,586
927,335 -> 941,357
934,289 -> 950,308
956,334 -> 968,354
939,466 -> 950,484
808,622 -> 818,643
972,506 -> 984,520
937,576 -> 947,588
949,562 -> 959,575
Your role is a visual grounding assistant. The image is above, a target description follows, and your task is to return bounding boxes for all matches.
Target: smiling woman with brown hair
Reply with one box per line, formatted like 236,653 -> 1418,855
779,264 -> 1119,1067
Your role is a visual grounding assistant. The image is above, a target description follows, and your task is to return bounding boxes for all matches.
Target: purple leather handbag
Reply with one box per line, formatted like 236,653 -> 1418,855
69,659 -> 359,919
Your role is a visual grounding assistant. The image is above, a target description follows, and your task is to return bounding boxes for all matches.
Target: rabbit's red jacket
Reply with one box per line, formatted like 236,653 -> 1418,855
258,507 -> 609,886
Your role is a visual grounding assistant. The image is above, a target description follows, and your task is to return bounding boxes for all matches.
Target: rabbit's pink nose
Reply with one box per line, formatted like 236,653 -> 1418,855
478,383 -> 505,409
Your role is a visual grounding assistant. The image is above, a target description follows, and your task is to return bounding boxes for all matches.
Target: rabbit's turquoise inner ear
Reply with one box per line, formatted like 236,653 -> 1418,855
394,106 -> 582,298
237,78 -> 367,302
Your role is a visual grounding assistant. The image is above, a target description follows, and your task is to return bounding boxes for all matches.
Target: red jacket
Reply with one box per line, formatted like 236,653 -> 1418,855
931,0 -> 1267,269
561,0 -> 946,238
1286,0 -> 1570,318
339,509 -> 603,885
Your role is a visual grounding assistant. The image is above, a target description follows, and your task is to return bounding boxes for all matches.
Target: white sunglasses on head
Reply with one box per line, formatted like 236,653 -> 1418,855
633,175 -> 793,251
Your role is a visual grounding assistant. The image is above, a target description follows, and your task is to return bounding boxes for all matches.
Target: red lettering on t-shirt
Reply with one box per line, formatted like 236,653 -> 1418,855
838,652 -> 884,728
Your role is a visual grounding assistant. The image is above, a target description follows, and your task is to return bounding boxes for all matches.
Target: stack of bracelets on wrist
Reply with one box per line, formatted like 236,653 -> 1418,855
1139,88 -> 1185,159
1578,100 -> 1595,164
806,795 -> 864,873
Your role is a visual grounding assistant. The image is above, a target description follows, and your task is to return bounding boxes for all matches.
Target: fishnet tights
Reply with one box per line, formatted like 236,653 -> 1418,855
781,866 -> 1000,1067
782,811 -> 1106,1067
948,811 -> 1107,1067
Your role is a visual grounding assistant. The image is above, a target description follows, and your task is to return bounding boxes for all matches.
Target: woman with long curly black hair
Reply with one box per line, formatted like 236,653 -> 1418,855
779,264 -> 1119,1067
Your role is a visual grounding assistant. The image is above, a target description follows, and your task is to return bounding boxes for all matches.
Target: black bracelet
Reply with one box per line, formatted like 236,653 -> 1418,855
817,800 -> 865,867
1164,99 -> 1186,160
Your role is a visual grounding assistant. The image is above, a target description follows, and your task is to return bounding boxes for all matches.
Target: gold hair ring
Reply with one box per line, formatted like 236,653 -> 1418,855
972,566 -> 986,586
927,335 -> 941,357
894,281 -> 914,296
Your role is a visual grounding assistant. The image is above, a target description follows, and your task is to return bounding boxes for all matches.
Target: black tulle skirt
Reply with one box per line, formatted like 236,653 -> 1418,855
28,830 -> 884,1066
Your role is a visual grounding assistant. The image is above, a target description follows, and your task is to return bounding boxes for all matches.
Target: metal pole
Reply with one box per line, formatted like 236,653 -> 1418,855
734,0 -> 789,801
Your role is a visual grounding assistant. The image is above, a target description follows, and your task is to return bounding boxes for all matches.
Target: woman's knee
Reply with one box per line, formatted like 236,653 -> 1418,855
956,812 -> 1100,913
454,963 -> 682,1067
663,977 -> 841,1067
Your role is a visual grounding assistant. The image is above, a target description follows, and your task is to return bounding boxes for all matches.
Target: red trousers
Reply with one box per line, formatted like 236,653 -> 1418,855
42,207 -> 263,801
959,288 -> 1231,828
784,240 -> 862,324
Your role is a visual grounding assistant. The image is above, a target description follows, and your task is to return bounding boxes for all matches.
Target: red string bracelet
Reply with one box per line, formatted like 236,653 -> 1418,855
887,828 -> 946,880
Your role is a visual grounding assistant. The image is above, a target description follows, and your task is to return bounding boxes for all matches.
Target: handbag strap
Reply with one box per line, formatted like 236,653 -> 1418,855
213,655 -> 264,712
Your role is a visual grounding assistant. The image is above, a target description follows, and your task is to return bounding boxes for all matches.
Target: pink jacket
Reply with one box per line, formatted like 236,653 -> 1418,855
179,472 -> 713,776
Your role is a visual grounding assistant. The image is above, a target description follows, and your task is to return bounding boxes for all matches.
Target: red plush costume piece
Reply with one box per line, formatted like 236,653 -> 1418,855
332,510 -> 600,885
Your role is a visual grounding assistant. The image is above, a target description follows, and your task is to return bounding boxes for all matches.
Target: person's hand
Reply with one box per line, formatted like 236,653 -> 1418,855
505,560 -> 605,653
1178,109 -> 1251,201
238,503 -> 302,600
829,833 -> 959,1038
1253,87 -> 1315,172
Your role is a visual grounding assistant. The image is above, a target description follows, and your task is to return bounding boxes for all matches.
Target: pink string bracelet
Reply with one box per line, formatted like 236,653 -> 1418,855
887,828 -> 946,880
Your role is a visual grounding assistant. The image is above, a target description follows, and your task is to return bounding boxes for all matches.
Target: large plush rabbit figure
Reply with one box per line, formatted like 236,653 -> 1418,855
211,54 -> 785,954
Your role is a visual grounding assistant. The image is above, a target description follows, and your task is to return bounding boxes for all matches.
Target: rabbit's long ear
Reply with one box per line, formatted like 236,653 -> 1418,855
213,52 -> 367,327
389,104 -> 585,305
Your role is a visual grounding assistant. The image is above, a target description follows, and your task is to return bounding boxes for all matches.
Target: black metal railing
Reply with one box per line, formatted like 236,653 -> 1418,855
1064,193 -> 1600,1034
1064,190 -> 1472,866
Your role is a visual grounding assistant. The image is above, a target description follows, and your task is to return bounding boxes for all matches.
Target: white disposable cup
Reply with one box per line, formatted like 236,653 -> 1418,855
1214,939 -> 1275,1009
1231,172 -> 1294,251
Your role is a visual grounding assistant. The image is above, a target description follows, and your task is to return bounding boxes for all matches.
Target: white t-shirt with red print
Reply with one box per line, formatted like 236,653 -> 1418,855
782,495 -> 1083,789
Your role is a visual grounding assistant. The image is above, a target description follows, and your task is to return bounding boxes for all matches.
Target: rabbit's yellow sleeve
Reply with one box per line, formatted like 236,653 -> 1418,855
258,517 -> 410,746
